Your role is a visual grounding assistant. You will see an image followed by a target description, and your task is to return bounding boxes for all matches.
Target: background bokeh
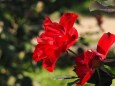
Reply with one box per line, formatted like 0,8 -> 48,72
0,0 -> 115,86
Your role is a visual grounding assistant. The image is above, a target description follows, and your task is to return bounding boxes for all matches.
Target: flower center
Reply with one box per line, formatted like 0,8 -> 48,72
92,57 -> 103,68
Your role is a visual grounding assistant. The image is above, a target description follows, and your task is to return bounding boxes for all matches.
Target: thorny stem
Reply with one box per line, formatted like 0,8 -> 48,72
68,49 -> 77,56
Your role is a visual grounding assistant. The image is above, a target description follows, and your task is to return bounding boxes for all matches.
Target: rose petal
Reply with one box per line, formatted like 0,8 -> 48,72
59,13 -> 78,31
44,17 -> 64,35
66,28 -> 78,50
42,57 -> 56,72
77,69 -> 94,86
32,44 -> 46,62
97,32 -> 115,59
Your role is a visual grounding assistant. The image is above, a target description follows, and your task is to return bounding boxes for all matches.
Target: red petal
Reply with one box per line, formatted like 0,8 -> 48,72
66,28 -> 78,50
75,53 -> 84,65
75,50 -> 95,66
43,17 -> 64,35
84,50 -> 95,64
75,51 -> 93,78
97,32 -> 115,59
75,65 -> 91,79
59,13 -> 78,31
38,33 -> 55,45
42,45 -> 61,72
42,58 -> 55,72
42,57 -> 56,72
75,53 -> 89,78
77,69 -> 94,86
75,50 -> 95,86
32,44 -> 46,62
43,17 -> 52,31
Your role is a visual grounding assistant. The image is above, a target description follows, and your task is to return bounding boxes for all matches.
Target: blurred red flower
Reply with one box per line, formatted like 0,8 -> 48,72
32,13 -> 78,72
74,32 -> 115,86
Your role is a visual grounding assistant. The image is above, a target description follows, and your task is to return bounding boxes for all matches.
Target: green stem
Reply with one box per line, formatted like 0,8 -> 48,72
68,49 -> 77,56
112,75 -> 115,79
97,69 -> 102,86
67,79 -> 80,86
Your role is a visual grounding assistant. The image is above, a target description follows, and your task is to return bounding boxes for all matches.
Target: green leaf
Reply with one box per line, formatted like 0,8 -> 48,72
97,0 -> 115,6
89,1 -> 115,12
88,66 -> 113,86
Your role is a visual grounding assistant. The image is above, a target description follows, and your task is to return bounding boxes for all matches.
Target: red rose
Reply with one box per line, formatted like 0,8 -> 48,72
33,13 -> 78,72
75,32 -> 115,86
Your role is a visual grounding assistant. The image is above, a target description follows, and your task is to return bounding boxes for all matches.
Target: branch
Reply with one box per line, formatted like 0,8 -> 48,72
68,49 -> 77,56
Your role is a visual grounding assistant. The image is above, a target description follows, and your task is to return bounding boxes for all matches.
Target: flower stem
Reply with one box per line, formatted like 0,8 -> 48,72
96,69 -> 102,86
67,79 -> 80,86
68,49 -> 77,56
104,58 -> 115,63
112,75 -> 115,79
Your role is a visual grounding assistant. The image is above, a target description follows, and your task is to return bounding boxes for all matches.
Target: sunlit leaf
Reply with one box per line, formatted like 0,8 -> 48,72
97,0 -> 115,6
89,0 -> 115,12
